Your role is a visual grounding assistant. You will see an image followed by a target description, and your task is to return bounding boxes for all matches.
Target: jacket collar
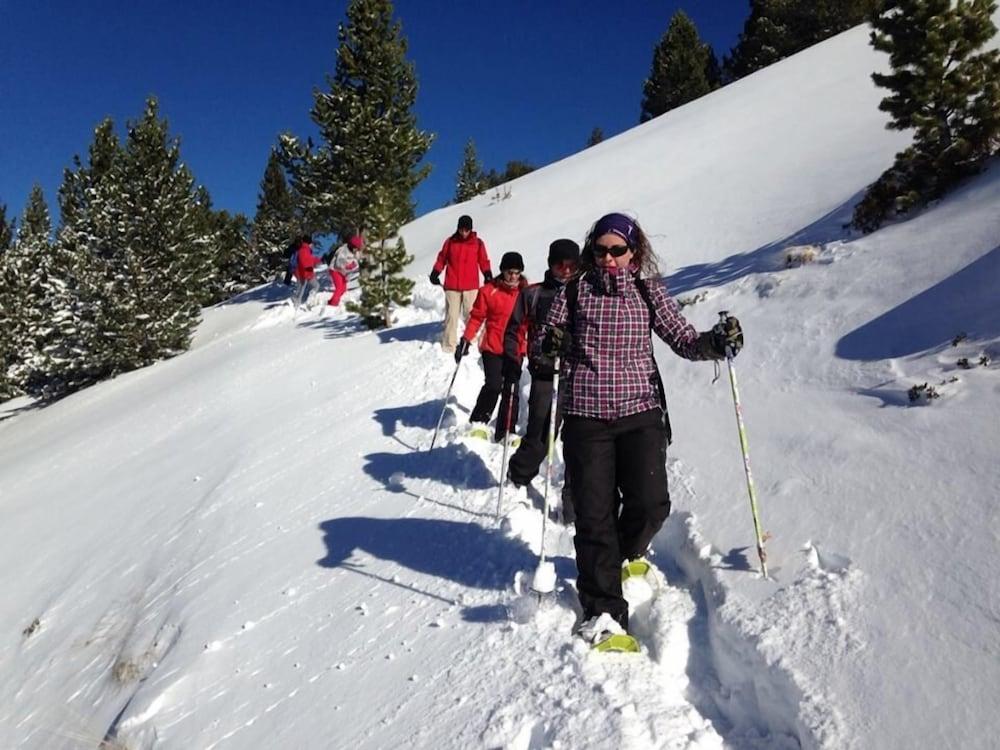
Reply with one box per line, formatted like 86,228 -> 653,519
592,264 -> 637,297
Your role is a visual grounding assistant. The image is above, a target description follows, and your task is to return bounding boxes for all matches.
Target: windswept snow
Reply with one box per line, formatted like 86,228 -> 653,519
3,19 -> 1000,750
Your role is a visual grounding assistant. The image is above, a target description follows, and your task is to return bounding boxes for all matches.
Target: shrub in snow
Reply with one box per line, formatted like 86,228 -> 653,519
785,244 -> 819,268
957,357 -> 973,369
952,332 -> 969,346
678,290 -> 709,308
908,382 -> 941,403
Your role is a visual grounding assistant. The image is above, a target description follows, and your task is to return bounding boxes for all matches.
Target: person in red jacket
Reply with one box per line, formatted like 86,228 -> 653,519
456,252 -> 527,439
429,215 -> 493,353
294,235 -> 323,309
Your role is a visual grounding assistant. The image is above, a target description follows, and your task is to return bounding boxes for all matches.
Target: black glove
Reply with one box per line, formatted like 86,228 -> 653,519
429,270 -> 441,286
711,315 -> 743,358
542,326 -> 572,359
482,270 -> 493,283
454,338 -> 470,364
502,356 -> 522,383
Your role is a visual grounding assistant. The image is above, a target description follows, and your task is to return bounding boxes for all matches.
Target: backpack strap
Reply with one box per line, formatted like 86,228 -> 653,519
635,276 -> 672,445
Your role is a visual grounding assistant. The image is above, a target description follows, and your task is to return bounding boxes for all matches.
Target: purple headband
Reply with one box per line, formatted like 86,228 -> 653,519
592,213 -> 638,246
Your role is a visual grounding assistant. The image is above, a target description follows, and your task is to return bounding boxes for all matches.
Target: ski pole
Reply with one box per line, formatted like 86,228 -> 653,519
430,358 -> 462,451
495,378 -> 518,520
532,355 -> 561,596
718,311 -> 768,578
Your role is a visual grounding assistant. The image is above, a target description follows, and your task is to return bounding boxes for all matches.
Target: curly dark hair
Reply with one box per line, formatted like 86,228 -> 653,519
579,213 -> 661,279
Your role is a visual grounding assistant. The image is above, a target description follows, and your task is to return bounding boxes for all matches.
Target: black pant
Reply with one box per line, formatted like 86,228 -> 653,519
563,408 -> 670,630
470,352 -> 519,438
507,376 -> 554,485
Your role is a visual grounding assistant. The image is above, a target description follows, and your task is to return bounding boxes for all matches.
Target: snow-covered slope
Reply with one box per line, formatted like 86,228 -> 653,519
2,21 -> 999,750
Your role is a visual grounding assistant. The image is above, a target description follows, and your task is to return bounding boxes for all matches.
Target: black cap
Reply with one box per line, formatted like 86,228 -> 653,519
500,251 -> 524,271
457,215 -> 473,231
548,238 -> 580,265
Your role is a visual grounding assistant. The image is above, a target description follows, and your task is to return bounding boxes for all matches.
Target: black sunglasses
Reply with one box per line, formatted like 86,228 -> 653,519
593,243 -> 631,258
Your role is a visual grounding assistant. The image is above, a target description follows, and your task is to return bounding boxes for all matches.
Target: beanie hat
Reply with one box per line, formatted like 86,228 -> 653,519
499,251 -> 524,271
457,215 -> 473,231
548,239 -> 580,265
348,235 -> 363,250
592,213 -> 638,247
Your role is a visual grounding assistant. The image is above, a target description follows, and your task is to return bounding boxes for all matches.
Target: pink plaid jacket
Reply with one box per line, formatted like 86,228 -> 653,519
540,266 -> 707,420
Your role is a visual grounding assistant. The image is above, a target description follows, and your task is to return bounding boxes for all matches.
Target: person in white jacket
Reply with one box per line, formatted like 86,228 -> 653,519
327,235 -> 363,307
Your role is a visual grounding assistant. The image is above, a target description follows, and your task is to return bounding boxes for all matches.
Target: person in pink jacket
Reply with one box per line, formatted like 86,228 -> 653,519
429,215 -> 493,353
327,234 -> 363,307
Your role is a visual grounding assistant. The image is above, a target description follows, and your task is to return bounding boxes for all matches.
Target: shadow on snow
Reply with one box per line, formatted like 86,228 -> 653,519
363,443 -> 496,491
317,516 -> 567,593
662,191 -> 861,296
836,245 -> 1000,361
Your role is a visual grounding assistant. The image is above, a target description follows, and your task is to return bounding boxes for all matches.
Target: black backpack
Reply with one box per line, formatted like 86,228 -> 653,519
564,273 -> 672,444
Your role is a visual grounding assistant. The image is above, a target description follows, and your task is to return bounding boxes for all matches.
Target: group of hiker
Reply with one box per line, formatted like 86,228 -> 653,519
429,211 -> 744,645
283,233 -> 364,309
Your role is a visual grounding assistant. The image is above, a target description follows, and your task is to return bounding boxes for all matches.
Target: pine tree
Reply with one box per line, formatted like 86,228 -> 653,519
280,0 -> 433,236
193,187 -> 260,305
641,10 -> 714,122
0,203 -> 15,254
586,127 -> 605,147
347,186 -> 414,328
1,186 -> 53,395
725,0 -> 882,81
455,138 -> 486,202
37,119 -> 129,397
853,0 -> 1000,232
252,148 -> 299,277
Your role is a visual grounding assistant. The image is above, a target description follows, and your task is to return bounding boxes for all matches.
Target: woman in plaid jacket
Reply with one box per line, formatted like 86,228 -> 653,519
537,212 -> 743,644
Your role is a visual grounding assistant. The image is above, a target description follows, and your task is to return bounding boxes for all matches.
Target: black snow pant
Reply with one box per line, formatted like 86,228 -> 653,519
470,352 -> 519,439
507,374 -> 575,519
563,408 -> 671,631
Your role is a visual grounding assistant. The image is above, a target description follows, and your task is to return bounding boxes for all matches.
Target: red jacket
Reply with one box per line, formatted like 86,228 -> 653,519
432,232 -> 492,291
296,243 -> 321,280
462,277 -> 528,356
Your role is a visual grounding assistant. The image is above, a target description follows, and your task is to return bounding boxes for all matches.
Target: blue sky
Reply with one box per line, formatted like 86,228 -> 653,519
0,1 -> 747,230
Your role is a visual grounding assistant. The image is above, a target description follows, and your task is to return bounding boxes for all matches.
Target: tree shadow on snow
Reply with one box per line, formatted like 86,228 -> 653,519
213,279 -> 296,307
318,516 -> 546,592
836,245 -> 1000,361
663,191 -> 861,296
363,443 -> 496,491
375,320 -> 441,344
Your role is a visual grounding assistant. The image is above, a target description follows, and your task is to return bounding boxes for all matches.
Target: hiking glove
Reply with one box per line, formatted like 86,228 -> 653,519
482,270 -> 493,283
429,270 -> 441,286
542,327 -> 572,359
454,338 -> 470,364
711,315 -> 744,358
502,356 -> 522,383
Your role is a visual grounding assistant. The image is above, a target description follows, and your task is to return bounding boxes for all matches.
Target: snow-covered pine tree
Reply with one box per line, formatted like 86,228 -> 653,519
724,0 -> 882,81
191,187 -> 260,306
641,10 -> 715,121
280,0 -> 433,236
455,138 -> 486,202
113,97 -> 212,362
586,127 -> 605,147
0,203 -> 14,254
34,119 -> 127,397
853,0 -> 1000,232
251,148 -> 299,277
347,187 -> 414,329
1,186 -> 53,395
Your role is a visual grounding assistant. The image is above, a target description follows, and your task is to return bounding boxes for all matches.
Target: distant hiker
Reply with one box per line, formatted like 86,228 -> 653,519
502,239 -> 580,516
536,212 -> 743,646
328,234 -> 363,307
294,235 -> 323,309
429,215 -> 492,353
282,238 -> 300,286
455,252 -> 527,439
